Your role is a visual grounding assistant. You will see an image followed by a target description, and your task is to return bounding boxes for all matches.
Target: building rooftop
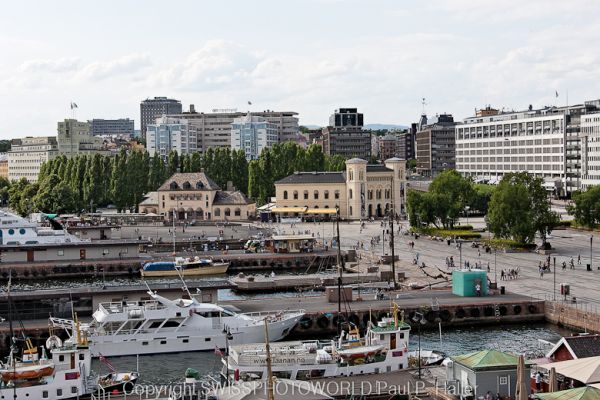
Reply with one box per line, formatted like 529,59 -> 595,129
158,172 -> 221,191
139,191 -> 159,206
547,334 -> 600,360
212,190 -> 254,206
451,349 -> 528,371
366,165 -> 392,172
275,171 -> 346,185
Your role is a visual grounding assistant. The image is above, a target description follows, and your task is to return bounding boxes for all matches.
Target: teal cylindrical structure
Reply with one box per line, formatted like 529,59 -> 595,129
452,269 -> 488,297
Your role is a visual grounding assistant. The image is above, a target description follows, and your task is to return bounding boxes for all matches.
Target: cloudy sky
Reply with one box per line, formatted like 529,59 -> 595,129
1,0 -> 599,138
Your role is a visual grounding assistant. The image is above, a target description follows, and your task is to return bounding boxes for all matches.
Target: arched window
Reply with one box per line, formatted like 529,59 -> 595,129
224,208 -> 231,217
349,169 -> 354,180
234,208 -> 241,216
313,190 -> 319,200
283,191 -> 288,200
182,181 -> 191,190
214,208 -> 221,217
303,190 -> 309,200
324,190 -> 329,199
196,181 -> 204,189
334,190 -> 340,200
169,182 -> 179,190
349,206 -> 353,215
293,191 -> 298,200
349,189 -> 353,200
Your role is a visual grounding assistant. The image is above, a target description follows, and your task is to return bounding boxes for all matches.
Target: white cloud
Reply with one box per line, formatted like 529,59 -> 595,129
77,53 -> 152,81
20,57 -> 81,73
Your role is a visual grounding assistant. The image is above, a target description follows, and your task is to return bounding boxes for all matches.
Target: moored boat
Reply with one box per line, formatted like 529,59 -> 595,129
142,256 -> 229,277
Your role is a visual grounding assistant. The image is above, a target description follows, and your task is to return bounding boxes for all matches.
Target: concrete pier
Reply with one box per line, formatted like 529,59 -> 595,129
231,272 -> 382,292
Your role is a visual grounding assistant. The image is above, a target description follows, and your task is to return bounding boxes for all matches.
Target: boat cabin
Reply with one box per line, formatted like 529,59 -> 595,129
270,235 -> 316,253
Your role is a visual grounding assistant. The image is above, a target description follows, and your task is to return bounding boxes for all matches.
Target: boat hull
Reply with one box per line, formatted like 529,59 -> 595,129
141,263 -> 228,277
88,313 -> 303,357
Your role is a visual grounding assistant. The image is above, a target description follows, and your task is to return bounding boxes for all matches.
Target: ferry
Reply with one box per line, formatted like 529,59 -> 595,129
50,285 -> 304,357
220,306 -> 411,382
142,256 -> 229,277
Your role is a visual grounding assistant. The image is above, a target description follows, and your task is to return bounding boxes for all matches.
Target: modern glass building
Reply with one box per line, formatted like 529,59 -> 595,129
231,115 -> 278,160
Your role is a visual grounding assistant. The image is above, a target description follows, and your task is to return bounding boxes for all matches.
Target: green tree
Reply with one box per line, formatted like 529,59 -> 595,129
111,149 -> 129,211
190,152 -> 202,172
469,184 -> 495,214
34,174 -> 76,213
83,154 -> 103,211
569,186 -> 600,229
247,160 -> 261,202
428,170 -> 474,228
325,154 -> 346,172
167,150 -> 179,176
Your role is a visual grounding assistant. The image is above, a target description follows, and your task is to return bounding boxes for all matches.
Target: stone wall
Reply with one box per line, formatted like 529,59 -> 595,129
544,301 -> 600,333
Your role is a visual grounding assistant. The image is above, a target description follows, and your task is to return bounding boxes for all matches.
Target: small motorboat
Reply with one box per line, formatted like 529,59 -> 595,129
408,350 -> 446,366
97,371 -> 139,394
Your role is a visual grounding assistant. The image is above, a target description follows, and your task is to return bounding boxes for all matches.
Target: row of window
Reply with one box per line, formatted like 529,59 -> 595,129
282,190 -> 340,200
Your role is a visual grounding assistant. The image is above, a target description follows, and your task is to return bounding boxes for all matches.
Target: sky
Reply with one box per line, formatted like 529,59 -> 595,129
1,0 -> 600,138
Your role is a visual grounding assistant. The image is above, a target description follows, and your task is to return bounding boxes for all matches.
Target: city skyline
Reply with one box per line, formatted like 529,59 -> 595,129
1,0 -> 600,139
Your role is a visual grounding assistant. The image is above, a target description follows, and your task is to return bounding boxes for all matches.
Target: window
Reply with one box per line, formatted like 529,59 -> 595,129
293,191 -> 298,200
57,250 -> 64,256
349,189 -> 353,199
324,190 -> 329,199
224,208 -> 231,217
57,389 -> 63,396
182,181 -> 191,190
234,208 -> 241,216
43,391 -> 49,398
334,191 -> 340,199
214,208 -> 221,217
142,341 -> 148,346
71,386 -> 78,394
303,190 -> 309,200
183,338 -> 189,343
283,191 -> 288,200
59,355 -> 64,362
8,229 -> 14,235
79,354 -> 85,360
19,228 -> 25,235
169,182 -> 178,190
313,190 -> 319,200
205,337 -> 211,342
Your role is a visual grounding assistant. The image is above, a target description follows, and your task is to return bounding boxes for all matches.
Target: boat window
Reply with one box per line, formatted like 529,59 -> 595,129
183,339 -> 189,343
160,340 -> 167,344
142,342 -> 148,346
59,355 -> 65,362
57,389 -> 63,396
43,391 -> 49,398
221,309 -> 235,317
71,386 -> 78,394
273,371 -> 292,379
162,320 -> 182,328
79,354 -> 85,360
149,321 -> 163,329
205,338 -> 211,342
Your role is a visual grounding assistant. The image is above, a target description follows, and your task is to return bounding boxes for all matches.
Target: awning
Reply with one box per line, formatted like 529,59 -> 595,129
305,208 -> 338,215
539,355 -> 600,384
270,207 -> 307,213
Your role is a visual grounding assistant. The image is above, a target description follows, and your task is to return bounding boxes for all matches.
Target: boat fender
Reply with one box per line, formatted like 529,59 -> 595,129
470,308 -> 481,318
499,305 -> 508,316
454,308 -> 466,319
528,304 -> 537,314
317,314 -> 330,329
513,305 -> 522,314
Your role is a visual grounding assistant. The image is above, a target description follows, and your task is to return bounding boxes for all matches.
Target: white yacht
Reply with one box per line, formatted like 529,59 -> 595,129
220,307 -> 411,382
50,288 -> 305,357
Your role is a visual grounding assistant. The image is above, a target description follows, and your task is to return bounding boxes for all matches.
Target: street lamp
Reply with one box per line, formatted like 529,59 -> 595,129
591,235 -> 594,271
464,206 -> 470,226
412,312 -> 427,380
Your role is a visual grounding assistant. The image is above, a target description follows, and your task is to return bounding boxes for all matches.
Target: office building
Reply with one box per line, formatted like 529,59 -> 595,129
456,102 -> 598,196
398,129 -> 415,161
379,134 -> 400,161
580,107 -> 600,189
8,137 -> 58,182
231,115 -> 278,160
146,117 -> 198,158
274,157 -> 407,220
89,118 -> 135,136
329,108 -> 364,128
57,119 -> 106,157
416,114 -> 456,176
140,97 -> 182,140
322,126 -> 372,159
169,107 -> 299,152
0,154 -> 7,179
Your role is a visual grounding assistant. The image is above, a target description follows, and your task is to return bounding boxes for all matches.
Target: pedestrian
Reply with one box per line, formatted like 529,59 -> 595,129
539,267 -> 544,278
578,254 -> 581,265
475,283 -> 481,297
500,270 -> 505,280
562,261 -> 567,271
487,262 -> 490,273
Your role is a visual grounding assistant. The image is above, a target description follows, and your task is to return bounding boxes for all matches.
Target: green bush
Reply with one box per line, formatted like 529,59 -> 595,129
453,224 -> 473,230
555,220 -> 573,228
481,238 -> 535,250
419,227 -> 481,239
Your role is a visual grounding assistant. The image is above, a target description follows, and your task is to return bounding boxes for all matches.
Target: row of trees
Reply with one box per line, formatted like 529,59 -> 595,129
568,186 -> 600,229
6,143 -> 346,216
407,170 -> 560,245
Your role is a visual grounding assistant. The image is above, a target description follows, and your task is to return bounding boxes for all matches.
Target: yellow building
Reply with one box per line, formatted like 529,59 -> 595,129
0,154 -> 8,179
274,158 -> 407,220
144,172 -> 256,221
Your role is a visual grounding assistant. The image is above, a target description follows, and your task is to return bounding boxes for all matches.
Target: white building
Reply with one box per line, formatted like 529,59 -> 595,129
581,112 -> 600,189
455,104 -> 592,197
146,116 -> 198,158
8,136 -> 58,182
231,115 -> 278,160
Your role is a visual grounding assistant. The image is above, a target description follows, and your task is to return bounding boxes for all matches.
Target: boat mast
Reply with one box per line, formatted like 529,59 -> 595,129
264,319 -> 275,400
389,176 -> 397,289
172,209 -> 176,256
7,272 -> 16,399
336,206 -> 343,336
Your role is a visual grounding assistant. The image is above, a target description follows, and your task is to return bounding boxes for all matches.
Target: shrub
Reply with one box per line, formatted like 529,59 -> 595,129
418,227 -> 481,239
481,238 -> 535,250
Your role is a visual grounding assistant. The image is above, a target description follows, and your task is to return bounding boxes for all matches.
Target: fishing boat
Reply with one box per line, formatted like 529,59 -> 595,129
50,282 -> 304,357
142,256 -> 229,277
220,305 -> 411,381
97,371 -> 139,394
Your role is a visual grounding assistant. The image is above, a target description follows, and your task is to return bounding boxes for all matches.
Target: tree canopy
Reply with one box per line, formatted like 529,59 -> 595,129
568,186 -> 600,229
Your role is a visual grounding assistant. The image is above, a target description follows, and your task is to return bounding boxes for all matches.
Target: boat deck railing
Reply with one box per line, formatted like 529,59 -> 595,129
98,300 -> 165,314
240,309 -> 305,319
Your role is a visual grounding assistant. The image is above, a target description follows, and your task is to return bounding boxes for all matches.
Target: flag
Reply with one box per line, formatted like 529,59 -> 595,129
555,91 -> 559,98
70,102 -> 78,110
99,353 -> 116,372
247,101 -> 252,105
214,346 -> 224,357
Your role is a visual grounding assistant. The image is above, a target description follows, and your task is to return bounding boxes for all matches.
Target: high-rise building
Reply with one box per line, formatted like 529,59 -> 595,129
8,137 -> 58,182
89,118 -> 135,136
231,115 -> 278,160
146,117 -> 198,158
322,126 -> 372,159
416,114 -> 456,177
455,103 -> 597,196
169,107 -> 299,152
140,97 -> 182,140
57,119 -> 106,157
398,128 -> 416,160
379,134 -> 399,161
329,108 -> 364,128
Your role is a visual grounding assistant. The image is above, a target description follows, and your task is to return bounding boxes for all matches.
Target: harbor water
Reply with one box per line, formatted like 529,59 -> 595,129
93,323 -> 570,385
